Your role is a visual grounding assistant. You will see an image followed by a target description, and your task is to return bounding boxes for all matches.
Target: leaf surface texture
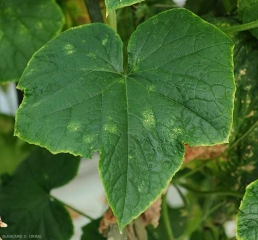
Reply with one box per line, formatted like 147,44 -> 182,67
15,9 -> 235,229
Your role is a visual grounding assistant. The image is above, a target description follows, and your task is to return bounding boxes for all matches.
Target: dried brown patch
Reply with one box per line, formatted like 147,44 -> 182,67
184,144 -> 227,163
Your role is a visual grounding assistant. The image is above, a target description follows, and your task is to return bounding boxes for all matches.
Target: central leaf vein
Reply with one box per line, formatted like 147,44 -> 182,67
122,75 -> 130,220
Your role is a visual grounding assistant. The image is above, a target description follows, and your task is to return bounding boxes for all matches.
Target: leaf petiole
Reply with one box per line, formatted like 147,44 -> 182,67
174,185 -> 189,208
152,4 -> 177,8
173,161 -> 207,183
162,194 -> 175,240
178,183 -> 244,198
228,120 -> 258,151
107,9 -> 117,32
202,201 -> 226,222
50,195 -> 94,221
221,20 -> 258,33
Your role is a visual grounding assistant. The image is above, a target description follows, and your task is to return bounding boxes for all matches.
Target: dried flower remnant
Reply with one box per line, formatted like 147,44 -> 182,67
0,216 -> 7,227
0,216 -> 7,240
99,192 -> 165,239
141,196 -> 162,228
99,208 -> 148,240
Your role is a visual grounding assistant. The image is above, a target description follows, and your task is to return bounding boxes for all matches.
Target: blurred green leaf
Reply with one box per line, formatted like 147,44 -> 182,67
81,218 -> 105,240
57,0 -> 91,29
190,227 -> 228,240
238,0 -> 258,39
184,0 -> 218,15
0,147 -> 80,240
184,0 -> 237,16
0,0 -> 64,83
0,113 -> 34,175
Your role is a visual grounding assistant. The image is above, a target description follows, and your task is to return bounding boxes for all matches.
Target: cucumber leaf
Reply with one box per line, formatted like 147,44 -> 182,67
0,0 -> 64,83
15,9 -> 235,230
237,179 -> 258,239
0,148 -> 80,240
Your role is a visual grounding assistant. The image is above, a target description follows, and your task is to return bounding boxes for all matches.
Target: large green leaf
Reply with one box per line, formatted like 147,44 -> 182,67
0,113 -> 34,175
0,0 -> 64,83
105,0 -> 144,13
238,0 -> 258,39
15,9 -> 235,230
236,179 -> 258,239
0,148 -> 80,240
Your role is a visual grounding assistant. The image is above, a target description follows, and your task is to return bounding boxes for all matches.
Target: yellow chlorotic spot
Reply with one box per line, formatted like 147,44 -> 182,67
142,110 -> 155,129
104,123 -> 118,134
64,44 -> 76,55
83,135 -> 95,145
102,39 -> 108,45
67,122 -> 81,132
148,85 -> 156,92
87,53 -> 96,58
37,22 -> 43,29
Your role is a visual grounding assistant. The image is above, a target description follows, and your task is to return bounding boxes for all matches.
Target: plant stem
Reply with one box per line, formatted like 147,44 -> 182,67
152,4 -> 177,8
173,161 -> 207,183
84,0 -> 103,23
51,195 -> 94,221
178,183 -> 244,198
228,120 -> 258,151
174,185 -> 188,207
161,194 -> 175,240
202,201 -> 226,222
221,20 -> 258,33
107,9 -> 117,32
